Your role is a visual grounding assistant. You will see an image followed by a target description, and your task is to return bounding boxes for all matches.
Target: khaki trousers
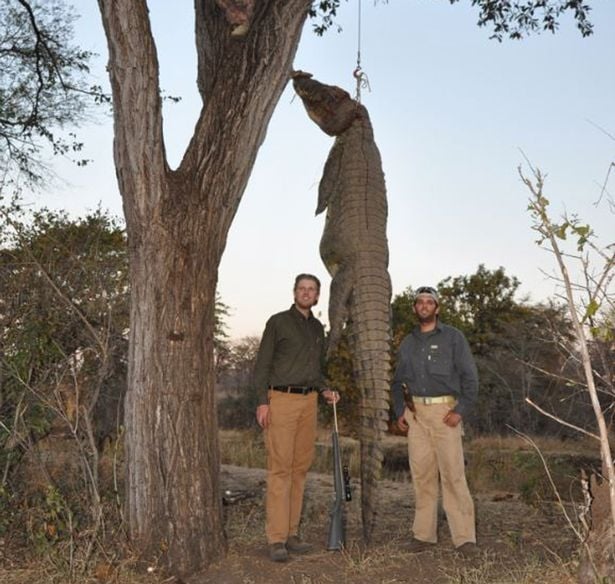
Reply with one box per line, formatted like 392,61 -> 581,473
405,403 -> 475,547
265,390 -> 318,544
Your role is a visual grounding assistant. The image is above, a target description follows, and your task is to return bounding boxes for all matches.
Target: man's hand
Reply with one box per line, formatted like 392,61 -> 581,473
321,389 -> 340,405
397,415 -> 409,434
443,410 -> 462,427
256,404 -> 270,429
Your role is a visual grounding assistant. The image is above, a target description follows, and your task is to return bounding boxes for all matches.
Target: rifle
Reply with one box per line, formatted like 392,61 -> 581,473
327,398 -> 351,550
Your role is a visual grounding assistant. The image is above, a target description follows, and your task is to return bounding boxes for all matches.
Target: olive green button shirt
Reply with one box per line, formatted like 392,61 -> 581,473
253,304 -> 326,405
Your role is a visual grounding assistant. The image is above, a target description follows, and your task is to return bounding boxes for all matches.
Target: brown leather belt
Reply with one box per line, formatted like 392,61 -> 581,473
271,385 -> 318,395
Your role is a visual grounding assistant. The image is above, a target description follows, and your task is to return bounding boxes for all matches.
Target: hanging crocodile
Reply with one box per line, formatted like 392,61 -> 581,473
292,71 -> 391,542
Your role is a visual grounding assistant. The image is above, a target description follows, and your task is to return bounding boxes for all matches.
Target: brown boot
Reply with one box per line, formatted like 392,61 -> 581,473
268,542 -> 288,562
286,535 -> 313,554
455,542 -> 480,557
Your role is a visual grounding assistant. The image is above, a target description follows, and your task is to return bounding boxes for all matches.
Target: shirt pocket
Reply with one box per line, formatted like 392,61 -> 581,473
427,344 -> 453,376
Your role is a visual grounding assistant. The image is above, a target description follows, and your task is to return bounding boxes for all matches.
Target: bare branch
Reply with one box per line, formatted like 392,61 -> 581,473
525,397 -> 600,440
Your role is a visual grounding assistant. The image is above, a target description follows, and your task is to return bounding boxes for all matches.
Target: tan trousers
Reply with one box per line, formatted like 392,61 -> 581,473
405,403 -> 475,547
265,390 -> 318,544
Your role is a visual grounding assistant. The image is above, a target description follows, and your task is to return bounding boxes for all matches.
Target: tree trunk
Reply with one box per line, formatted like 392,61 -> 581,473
579,472 -> 615,583
97,0 -> 310,576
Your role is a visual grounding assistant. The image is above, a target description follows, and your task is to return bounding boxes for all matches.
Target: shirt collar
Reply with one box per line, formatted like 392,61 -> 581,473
290,304 -> 313,321
412,319 -> 442,336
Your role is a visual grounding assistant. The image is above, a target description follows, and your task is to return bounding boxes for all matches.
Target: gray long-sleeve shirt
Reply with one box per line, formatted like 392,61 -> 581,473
253,305 -> 326,405
391,321 -> 479,420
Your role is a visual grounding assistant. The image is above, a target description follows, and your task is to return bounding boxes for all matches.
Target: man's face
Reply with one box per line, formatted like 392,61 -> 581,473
414,295 -> 439,323
294,278 -> 320,310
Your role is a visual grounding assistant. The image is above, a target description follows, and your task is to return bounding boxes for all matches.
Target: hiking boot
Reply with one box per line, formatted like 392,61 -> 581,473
403,538 -> 436,553
268,542 -> 288,562
286,535 -> 313,554
456,542 -> 479,557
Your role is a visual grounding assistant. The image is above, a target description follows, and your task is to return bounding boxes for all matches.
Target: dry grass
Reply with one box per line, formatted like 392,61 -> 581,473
219,429 -> 363,477
437,553 -> 578,584
0,430 -> 588,584
219,429 -> 600,502
219,429 -> 267,468
468,433 -> 599,455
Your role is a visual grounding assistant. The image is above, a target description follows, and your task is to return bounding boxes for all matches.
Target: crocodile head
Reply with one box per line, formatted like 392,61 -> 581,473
292,71 -> 359,136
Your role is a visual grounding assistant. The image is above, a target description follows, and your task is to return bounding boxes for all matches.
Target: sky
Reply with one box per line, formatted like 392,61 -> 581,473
29,1 -> 615,340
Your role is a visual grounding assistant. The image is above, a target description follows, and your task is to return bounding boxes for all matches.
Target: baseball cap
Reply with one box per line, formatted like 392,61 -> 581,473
415,286 -> 439,304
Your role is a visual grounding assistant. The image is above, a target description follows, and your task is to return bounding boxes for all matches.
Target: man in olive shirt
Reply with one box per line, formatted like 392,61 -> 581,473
254,273 -> 339,562
391,286 -> 479,556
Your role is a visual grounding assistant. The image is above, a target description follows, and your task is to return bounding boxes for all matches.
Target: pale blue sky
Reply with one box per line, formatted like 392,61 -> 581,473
33,1 -> 615,339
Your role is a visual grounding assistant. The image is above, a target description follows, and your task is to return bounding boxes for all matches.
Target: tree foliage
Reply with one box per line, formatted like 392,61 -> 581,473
0,203 -> 129,472
310,0 -> 593,39
0,0 -> 99,186
449,0 -> 593,40
391,265 -> 521,349
216,336 -> 261,429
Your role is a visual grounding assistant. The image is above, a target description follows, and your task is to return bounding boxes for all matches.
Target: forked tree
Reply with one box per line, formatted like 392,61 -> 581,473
95,1 -> 313,576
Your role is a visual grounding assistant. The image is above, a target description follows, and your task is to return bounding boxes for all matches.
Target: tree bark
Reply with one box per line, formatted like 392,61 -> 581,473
96,0 -> 310,576
579,472 -> 615,584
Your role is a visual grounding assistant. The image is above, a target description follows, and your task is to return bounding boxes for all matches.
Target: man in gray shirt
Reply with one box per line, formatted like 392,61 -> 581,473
391,286 -> 479,556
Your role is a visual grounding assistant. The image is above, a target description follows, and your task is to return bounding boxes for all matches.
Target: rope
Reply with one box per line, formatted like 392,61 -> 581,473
354,0 -> 370,102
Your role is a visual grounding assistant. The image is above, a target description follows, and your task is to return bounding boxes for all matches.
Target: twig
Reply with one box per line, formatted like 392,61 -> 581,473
525,399 -> 599,440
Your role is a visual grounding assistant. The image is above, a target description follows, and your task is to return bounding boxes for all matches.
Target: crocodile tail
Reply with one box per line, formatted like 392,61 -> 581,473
350,276 -> 391,542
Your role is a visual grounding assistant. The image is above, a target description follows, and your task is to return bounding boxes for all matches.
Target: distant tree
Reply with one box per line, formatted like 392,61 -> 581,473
323,331 -> 360,432
0,204 -> 129,471
475,300 -> 582,435
0,0 -> 101,186
436,265 -> 520,353
216,336 -> 260,428
391,265 -> 521,350
213,294 -> 231,374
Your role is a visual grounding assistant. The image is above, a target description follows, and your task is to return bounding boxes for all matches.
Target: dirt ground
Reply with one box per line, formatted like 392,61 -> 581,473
0,463 -> 580,584
190,464 -> 579,584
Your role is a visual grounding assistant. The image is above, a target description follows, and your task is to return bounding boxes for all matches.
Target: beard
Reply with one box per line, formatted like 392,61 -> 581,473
416,313 -> 437,325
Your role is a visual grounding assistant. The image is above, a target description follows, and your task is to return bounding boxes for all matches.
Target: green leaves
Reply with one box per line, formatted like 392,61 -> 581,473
554,221 -> 569,240
448,0 -> 593,41
308,0 -> 343,36
0,1 -> 97,186
584,299 -> 600,321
